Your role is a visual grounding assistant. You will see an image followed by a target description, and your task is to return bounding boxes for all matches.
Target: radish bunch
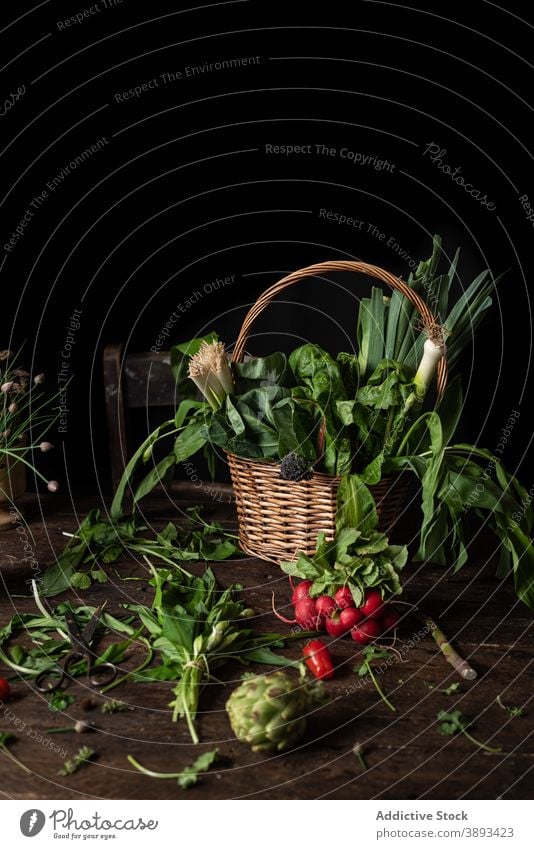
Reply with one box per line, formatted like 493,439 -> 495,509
274,580 -> 399,645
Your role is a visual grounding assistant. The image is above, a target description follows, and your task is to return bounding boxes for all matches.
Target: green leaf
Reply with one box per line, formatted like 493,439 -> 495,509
175,399 -> 206,429
437,709 -> 467,736
271,397 -> 316,461
47,692 -> 76,713
234,353 -> 289,388
436,375 -> 463,446
173,418 -> 207,462
110,419 -> 176,519
70,572 -> 92,590
40,562 -> 76,597
357,289 -> 386,380
178,749 -> 219,789
89,569 -> 108,584
133,454 -> 176,504
336,474 -> 378,535
242,646 -> 298,667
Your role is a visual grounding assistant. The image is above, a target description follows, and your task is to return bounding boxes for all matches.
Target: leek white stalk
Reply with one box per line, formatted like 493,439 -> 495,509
401,330 -> 446,418
414,337 -> 446,401
188,341 -> 235,410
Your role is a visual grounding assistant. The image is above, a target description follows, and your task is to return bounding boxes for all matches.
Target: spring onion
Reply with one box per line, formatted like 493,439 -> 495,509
188,341 -> 235,410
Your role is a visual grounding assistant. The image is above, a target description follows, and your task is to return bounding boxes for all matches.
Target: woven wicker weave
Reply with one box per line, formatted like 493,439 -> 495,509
228,453 -> 411,563
227,260 -> 447,564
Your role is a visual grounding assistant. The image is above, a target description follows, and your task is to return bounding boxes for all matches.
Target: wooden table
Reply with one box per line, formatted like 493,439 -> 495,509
0,490 -> 532,800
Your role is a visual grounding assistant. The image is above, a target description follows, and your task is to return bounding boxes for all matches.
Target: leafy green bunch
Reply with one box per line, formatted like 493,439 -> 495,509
280,528 -> 407,607
124,565 -> 306,743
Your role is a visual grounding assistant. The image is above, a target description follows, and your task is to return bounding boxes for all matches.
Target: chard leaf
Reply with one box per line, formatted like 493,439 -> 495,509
336,474 -> 378,536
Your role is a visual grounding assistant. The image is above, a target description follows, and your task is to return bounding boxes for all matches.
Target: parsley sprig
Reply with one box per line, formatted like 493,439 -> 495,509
437,710 -> 502,754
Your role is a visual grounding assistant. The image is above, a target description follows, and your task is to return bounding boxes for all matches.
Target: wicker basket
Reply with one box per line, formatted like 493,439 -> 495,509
228,260 -> 448,564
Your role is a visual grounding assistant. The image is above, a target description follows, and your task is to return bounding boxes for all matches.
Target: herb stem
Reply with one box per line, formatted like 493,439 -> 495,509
367,662 -> 396,713
0,743 -> 32,775
461,729 -> 502,754
99,641 -> 153,694
127,754 -> 184,779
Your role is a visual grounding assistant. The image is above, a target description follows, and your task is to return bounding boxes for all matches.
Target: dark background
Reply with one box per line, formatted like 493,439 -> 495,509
2,0 -> 533,494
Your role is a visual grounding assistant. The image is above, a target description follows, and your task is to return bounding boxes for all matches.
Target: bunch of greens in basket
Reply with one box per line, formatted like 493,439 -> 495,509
56,236 -> 534,609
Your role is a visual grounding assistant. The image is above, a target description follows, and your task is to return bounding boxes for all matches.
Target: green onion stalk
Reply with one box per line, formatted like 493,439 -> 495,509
404,329 -> 446,415
188,341 -> 235,410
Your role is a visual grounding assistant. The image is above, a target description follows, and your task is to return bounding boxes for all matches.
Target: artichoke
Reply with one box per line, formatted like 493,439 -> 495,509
226,671 -> 323,753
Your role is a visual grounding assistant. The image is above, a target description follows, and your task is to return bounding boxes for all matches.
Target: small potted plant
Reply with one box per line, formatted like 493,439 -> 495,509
0,349 -> 58,530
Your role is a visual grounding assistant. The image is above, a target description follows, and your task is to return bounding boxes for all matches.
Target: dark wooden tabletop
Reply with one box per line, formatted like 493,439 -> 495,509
0,489 -> 532,800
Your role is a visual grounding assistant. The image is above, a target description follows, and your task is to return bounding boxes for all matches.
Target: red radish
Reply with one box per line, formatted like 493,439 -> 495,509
325,610 -> 348,638
360,589 -> 384,619
291,580 -> 313,605
315,595 -> 336,623
334,586 -> 354,610
294,597 -> 317,630
381,606 -> 400,632
303,639 -> 334,680
0,678 -> 10,701
351,619 -> 382,645
339,607 -> 362,631
272,593 -> 317,629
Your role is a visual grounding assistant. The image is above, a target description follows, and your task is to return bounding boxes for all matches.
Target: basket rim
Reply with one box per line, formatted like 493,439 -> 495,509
226,451 -> 407,485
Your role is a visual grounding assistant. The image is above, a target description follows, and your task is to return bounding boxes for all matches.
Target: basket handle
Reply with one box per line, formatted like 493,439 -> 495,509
232,260 -> 448,398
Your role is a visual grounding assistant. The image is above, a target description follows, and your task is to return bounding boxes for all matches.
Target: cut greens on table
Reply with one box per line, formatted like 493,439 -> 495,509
40,505 -> 240,596
123,562 -> 311,743
77,235 -> 534,609
0,568 -> 310,744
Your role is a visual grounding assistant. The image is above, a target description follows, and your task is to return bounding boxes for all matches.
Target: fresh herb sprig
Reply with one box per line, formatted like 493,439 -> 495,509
437,710 -> 502,754
58,746 -> 96,776
355,646 -> 396,713
128,749 -> 219,789
496,694 -> 525,719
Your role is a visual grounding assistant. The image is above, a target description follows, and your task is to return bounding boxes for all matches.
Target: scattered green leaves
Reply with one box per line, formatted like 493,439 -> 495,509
441,682 -> 461,696
58,746 -> 96,776
41,505 -> 241,596
355,646 -> 396,712
496,694 -> 525,719
437,710 -> 502,754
